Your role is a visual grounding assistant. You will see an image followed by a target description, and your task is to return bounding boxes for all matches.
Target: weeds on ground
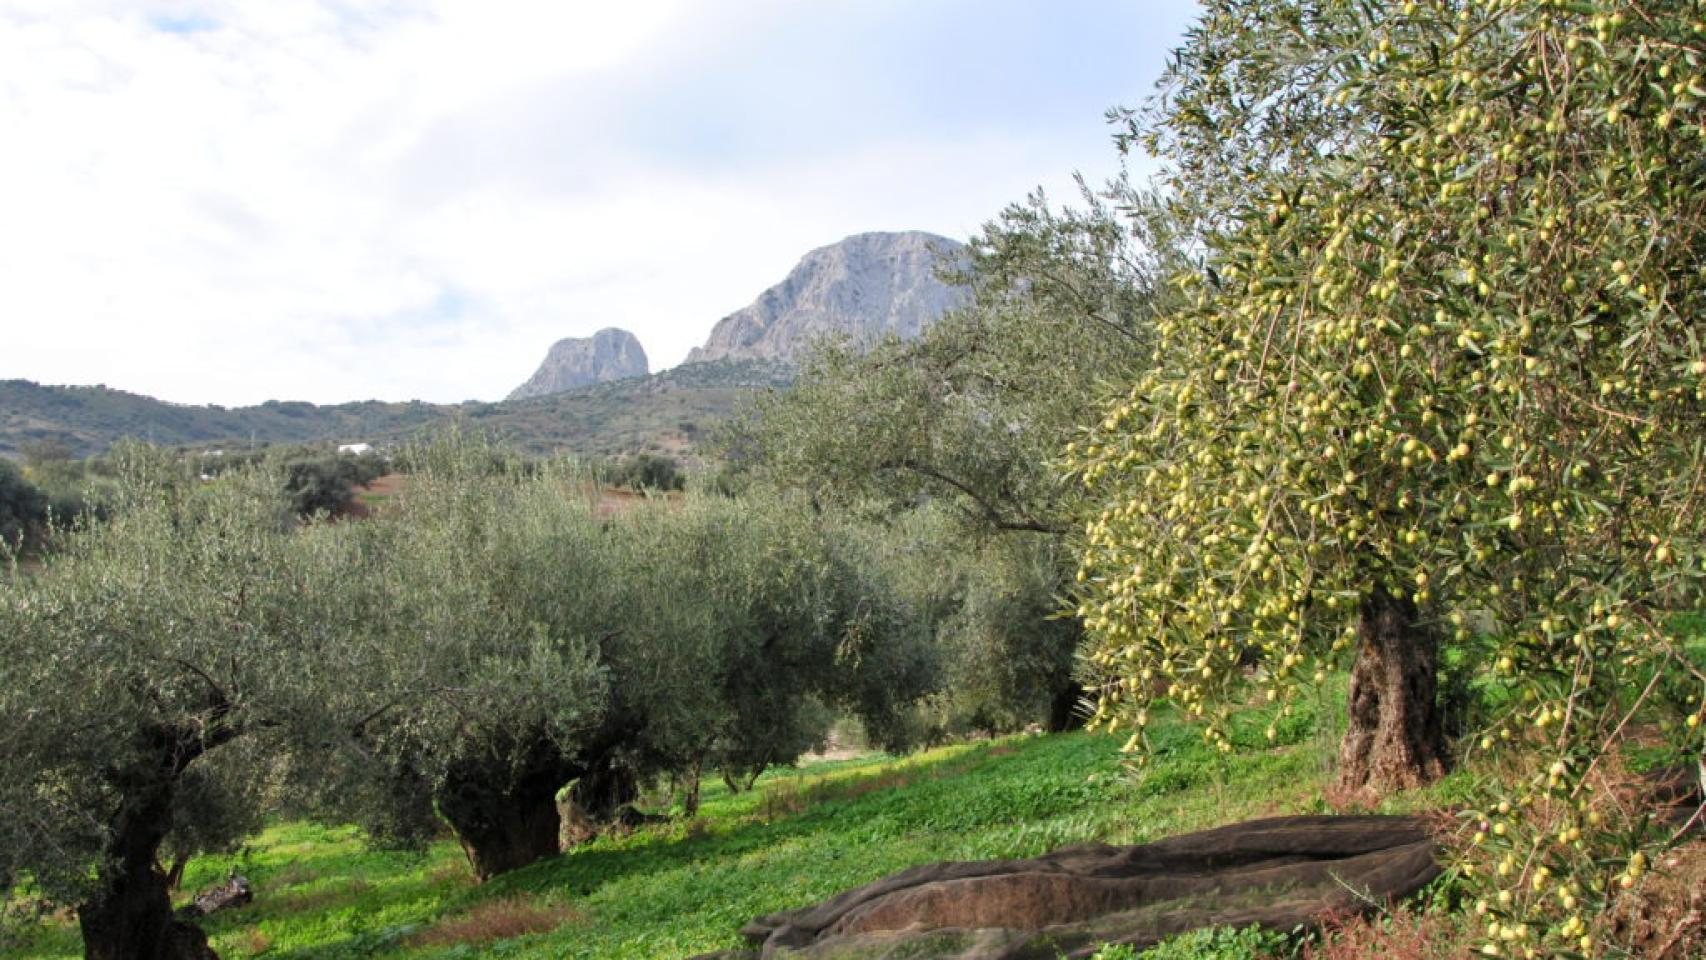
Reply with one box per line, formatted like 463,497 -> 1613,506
1090,924 -> 1292,960
405,895 -> 581,949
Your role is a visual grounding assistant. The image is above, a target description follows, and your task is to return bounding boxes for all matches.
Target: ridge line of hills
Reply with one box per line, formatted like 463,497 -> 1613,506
0,358 -> 792,461
0,230 -> 969,461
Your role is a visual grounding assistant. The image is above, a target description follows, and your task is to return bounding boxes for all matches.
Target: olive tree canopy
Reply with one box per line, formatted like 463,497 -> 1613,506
1069,1 -> 1706,952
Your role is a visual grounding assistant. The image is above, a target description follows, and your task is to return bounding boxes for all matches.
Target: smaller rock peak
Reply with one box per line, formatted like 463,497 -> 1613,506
509,328 -> 649,401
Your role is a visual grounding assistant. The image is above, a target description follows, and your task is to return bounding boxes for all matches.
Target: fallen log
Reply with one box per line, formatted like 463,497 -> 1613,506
176,872 -> 253,920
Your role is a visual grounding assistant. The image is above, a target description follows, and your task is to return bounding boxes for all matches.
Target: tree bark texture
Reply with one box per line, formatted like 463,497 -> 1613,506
436,741 -> 576,882
1334,587 -> 1448,797
1048,680 -> 1086,733
78,778 -> 217,960
566,757 -> 639,823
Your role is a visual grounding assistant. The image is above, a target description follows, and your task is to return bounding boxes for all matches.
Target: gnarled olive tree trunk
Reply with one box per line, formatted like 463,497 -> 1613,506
1334,587 -> 1447,797
1047,680 -> 1086,733
436,739 -> 578,882
78,766 -> 217,960
567,756 -> 639,824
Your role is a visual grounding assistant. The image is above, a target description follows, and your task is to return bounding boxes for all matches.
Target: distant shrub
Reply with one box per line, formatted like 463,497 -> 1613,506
0,458 -> 47,545
280,451 -> 386,516
601,453 -> 684,492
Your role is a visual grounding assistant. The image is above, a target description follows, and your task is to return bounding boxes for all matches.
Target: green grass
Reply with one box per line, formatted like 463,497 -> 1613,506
8,698 -> 1370,960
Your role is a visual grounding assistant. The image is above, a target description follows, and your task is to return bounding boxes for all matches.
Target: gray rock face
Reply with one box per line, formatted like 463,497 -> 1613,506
509,328 -> 649,401
685,231 -> 968,365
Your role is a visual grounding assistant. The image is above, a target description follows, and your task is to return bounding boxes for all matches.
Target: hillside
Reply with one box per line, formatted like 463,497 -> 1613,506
464,358 -> 791,458
0,359 -> 789,461
5,709 -> 1353,960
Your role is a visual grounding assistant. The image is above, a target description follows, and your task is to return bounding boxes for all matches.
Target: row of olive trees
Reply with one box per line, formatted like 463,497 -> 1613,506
0,440 -> 938,960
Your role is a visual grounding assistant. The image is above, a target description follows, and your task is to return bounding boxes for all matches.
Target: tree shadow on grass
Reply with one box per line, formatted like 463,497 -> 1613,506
255,738 -> 1055,960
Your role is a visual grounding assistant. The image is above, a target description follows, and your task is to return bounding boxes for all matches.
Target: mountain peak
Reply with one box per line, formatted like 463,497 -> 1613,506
684,231 -> 967,365
508,328 -> 648,401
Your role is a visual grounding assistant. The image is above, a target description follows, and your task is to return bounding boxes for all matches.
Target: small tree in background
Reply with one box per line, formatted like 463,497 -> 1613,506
279,449 -> 386,516
1069,1 -> 1705,952
0,458 -> 47,546
601,453 -> 685,492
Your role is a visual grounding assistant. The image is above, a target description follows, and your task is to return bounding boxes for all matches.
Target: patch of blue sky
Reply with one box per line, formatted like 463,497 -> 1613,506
148,13 -> 219,35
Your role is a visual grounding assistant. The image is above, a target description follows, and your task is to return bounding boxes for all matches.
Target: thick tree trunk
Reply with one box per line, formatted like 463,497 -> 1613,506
78,780 -> 217,960
1334,587 -> 1448,798
1047,680 -> 1086,733
567,757 -> 639,823
436,742 -> 575,882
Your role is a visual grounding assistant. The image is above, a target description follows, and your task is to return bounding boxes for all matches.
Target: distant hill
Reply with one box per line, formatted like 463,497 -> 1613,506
508,327 -> 649,401
685,231 -> 969,365
465,358 -> 790,458
0,359 -> 789,461
2,230 -> 971,462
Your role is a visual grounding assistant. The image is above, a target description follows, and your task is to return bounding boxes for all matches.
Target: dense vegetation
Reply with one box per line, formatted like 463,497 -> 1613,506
0,458 -> 49,545
0,440 -> 942,958
6,2 -> 1706,958
1070,1 -> 1706,955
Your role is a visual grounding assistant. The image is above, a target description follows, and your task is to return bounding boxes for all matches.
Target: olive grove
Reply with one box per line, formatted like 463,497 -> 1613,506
0,449 -> 387,959
0,439 -> 943,956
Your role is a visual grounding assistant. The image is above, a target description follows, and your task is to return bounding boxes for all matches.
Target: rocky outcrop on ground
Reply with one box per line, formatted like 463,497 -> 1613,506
692,815 -> 1441,960
509,328 -> 649,401
684,232 -> 968,366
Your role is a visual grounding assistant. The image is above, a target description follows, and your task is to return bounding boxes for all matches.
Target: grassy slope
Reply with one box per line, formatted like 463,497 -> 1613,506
10,695 -> 1463,960
15,640 -> 1686,958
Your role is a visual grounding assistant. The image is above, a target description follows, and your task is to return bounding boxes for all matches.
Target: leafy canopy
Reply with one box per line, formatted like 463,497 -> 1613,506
1070,0 -> 1706,952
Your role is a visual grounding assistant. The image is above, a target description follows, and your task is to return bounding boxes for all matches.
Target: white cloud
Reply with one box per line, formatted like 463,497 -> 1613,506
0,0 -> 1172,406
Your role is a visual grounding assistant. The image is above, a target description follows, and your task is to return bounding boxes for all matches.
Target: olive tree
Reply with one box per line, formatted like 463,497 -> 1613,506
1070,0 -> 1705,952
318,447 -> 611,881
727,189 -> 1178,731
0,449 -> 375,960
337,443 -> 937,879
611,496 -> 938,811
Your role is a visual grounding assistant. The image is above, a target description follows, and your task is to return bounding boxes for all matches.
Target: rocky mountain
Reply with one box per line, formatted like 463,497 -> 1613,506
508,327 -> 649,401
685,231 -> 969,365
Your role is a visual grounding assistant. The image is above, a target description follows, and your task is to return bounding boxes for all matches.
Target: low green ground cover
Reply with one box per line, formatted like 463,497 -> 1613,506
11,695 -> 1457,960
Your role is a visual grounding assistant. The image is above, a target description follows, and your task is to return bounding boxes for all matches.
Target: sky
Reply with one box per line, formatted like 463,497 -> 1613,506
0,0 -> 1202,407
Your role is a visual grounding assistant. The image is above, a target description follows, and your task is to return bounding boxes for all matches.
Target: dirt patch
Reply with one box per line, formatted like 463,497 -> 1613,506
407,895 -> 582,949
1303,908 -> 1471,960
230,926 -> 272,958
588,482 -> 682,516
1606,836 -> 1706,959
